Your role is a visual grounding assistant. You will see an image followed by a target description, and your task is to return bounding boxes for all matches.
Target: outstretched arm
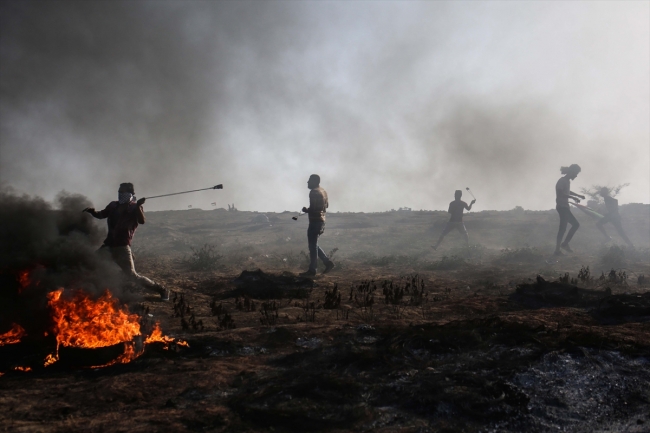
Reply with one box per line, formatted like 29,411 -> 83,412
465,200 -> 476,211
83,205 -> 109,219
137,198 -> 146,224
569,191 -> 586,199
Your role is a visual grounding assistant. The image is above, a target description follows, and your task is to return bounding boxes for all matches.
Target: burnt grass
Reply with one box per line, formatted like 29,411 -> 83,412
1,207 -> 650,432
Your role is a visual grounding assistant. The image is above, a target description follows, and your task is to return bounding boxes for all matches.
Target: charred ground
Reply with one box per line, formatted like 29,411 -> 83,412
1,205 -> 650,432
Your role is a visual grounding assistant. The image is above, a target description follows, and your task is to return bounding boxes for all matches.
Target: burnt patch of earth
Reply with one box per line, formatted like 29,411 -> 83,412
511,276 -> 612,309
218,269 -> 314,300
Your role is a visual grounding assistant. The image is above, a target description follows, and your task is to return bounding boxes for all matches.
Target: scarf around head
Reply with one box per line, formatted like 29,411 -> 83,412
118,192 -> 134,204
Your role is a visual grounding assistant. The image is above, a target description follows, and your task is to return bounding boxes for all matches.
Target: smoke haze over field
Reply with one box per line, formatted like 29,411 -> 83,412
1,1 -> 648,212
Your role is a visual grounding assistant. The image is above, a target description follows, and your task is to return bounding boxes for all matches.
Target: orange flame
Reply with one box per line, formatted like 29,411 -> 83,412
144,323 -> 189,349
13,366 -> 32,372
0,323 -> 27,346
17,270 -> 30,292
47,289 -> 142,349
45,288 -> 143,367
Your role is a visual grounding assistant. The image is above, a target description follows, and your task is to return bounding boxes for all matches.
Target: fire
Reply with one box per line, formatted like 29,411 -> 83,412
144,323 -> 189,350
47,289 -> 142,349
17,270 -> 30,292
45,288 -> 143,367
1,285 -> 186,374
0,323 -> 27,345
14,366 -> 32,372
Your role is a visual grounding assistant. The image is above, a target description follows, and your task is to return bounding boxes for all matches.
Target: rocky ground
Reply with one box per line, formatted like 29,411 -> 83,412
1,205 -> 649,432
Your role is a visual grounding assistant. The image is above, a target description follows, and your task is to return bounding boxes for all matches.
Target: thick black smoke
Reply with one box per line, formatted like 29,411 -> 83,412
0,188 -> 136,335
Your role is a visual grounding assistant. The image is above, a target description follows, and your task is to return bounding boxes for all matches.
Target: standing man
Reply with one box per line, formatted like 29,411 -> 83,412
554,164 -> 585,255
300,174 -> 334,277
83,182 -> 169,300
596,187 -> 634,248
433,190 -> 475,250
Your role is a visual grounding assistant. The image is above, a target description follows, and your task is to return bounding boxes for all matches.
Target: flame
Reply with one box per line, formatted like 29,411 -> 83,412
1,287 -> 186,374
47,289 -> 142,349
45,288 -> 143,367
144,322 -> 189,349
14,366 -> 32,372
17,270 -> 30,292
44,353 -> 58,367
0,323 -> 27,346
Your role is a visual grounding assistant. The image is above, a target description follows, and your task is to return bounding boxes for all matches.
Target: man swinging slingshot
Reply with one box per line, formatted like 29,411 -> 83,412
83,182 -> 224,300
83,182 -> 169,300
433,189 -> 476,250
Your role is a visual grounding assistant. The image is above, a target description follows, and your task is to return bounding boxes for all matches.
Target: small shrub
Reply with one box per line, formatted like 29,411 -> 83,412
323,284 -> 341,309
259,301 -> 279,326
558,273 -> 577,285
350,280 -> 376,321
235,296 -> 257,312
578,265 -> 594,286
299,301 -> 317,323
185,244 -> 222,270
217,313 -> 235,331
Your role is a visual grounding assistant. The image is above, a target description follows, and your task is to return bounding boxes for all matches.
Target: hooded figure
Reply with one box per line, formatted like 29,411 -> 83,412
84,183 -> 169,300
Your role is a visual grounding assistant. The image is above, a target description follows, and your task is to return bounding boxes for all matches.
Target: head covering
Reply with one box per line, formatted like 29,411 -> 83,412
119,183 -> 135,194
308,174 -> 320,185
118,192 -> 134,204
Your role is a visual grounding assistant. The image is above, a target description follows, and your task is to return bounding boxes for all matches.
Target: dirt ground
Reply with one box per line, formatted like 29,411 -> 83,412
1,205 -> 650,432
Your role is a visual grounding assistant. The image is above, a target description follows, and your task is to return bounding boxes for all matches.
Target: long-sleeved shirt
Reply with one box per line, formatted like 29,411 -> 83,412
307,187 -> 328,223
91,201 -> 145,247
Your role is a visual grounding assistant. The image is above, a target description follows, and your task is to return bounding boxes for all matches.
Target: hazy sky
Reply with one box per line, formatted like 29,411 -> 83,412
1,1 -> 648,212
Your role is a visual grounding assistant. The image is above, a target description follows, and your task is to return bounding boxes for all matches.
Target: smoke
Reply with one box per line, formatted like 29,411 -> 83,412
1,1 -> 648,212
0,187 -> 135,303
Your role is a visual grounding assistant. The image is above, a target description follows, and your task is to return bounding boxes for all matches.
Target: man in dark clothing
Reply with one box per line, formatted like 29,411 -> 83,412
554,164 -> 585,255
300,174 -> 334,277
433,190 -> 475,250
84,182 -> 169,300
596,187 -> 634,248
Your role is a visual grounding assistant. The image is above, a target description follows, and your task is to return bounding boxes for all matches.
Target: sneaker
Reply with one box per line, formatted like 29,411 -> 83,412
560,243 -> 574,253
553,249 -> 564,256
299,270 -> 316,277
156,285 -> 170,301
323,261 -> 335,274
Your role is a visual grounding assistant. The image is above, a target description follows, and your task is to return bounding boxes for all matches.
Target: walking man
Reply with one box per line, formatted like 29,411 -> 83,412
300,174 -> 334,277
596,187 -> 634,248
433,190 -> 475,250
84,182 -> 169,300
554,164 -> 585,255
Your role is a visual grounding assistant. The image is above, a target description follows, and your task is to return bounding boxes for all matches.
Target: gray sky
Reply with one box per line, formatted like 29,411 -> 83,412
1,1 -> 648,212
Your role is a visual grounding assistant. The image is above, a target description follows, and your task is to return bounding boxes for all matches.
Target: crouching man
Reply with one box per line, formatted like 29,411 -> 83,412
84,182 -> 169,300
300,174 -> 334,277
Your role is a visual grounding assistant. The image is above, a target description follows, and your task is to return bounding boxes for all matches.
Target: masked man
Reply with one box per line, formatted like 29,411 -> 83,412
84,182 -> 169,300
300,174 -> 335,277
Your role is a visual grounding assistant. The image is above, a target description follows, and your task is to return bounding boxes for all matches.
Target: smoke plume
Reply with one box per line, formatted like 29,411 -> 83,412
1,1 -> 648,211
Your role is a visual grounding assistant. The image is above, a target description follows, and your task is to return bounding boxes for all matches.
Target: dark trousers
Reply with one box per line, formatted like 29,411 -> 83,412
307,222 -> 330,272
596,215 -> 634,247
556,206 -> 579,248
